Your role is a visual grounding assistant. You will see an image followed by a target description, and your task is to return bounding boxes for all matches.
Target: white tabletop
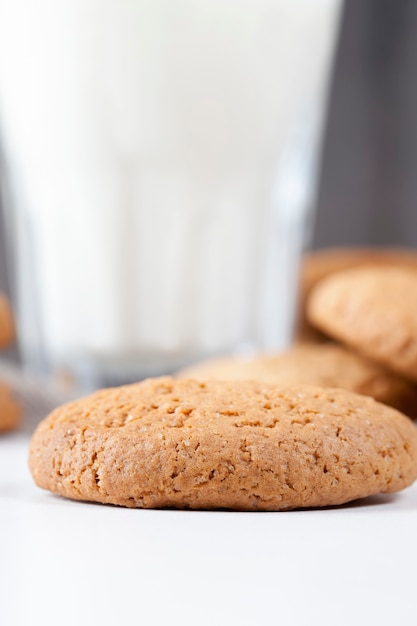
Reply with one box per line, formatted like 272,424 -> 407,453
1,427 -> 417,626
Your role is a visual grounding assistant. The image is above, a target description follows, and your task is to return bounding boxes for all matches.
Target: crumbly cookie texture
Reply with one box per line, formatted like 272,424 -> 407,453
0,382 -> 21,432
308,266 -> 417,383
178,344 -> 417,418
29,377 -> 417,511
0,293 -> 15,349
297,247 -> 417,343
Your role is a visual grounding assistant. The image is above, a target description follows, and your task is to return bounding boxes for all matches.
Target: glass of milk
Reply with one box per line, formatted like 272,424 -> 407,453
0,0 -> 341,389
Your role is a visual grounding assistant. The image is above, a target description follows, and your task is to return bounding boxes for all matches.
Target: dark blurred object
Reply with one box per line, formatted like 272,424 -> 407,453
313,0 -> 417,248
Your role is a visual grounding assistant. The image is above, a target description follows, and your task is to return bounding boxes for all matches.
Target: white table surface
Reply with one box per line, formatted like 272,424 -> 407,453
1,425 -> 417,626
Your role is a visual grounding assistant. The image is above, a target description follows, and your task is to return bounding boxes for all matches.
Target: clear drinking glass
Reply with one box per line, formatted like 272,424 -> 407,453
0,0 -> 342,390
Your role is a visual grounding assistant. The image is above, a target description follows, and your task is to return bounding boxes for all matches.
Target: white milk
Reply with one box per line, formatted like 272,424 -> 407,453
0,0 -> 341,385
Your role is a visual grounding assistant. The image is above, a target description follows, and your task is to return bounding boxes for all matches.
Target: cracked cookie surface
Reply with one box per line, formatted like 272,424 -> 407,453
29,377 -> 417,511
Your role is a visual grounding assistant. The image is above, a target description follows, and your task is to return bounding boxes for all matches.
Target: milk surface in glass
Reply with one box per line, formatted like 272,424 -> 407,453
0,0 -> 341,387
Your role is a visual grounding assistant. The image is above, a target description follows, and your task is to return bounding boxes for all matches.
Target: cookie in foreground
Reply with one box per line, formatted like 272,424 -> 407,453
29,377 -> 417,511
178,343 -> 417,418
307,266 -> 417,382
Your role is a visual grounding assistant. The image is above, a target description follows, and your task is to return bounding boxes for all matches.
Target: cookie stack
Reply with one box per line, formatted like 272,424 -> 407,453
181,248 -> 417,419
28,248 -> 417,511
0,293 -> 20,432
300,248 -> 417,413
298,246 -> 417,343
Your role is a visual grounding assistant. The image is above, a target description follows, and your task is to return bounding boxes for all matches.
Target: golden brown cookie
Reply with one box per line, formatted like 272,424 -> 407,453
29,377 -> 417,511
297,247 -> 417,343
308,266 -> 417,382
178,344 -> 417,418
0,293 -> 15,349
0,382 -> 21,432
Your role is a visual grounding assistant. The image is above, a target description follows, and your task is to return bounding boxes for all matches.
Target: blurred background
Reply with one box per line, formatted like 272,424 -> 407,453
1,0 -> 416,376
2,0 -> 417,301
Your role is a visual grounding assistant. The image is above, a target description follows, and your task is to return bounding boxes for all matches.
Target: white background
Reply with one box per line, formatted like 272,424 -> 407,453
1,428 -> 417,626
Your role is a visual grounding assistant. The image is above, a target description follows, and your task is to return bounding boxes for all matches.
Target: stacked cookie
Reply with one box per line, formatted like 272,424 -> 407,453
297,247 -> 417,408
180,248 -> 417,420
0,293 -> 20,432
298,247 -> 417,343
307,264 -> 417,382
29,248 -> 417,511
179,343 -> 417,418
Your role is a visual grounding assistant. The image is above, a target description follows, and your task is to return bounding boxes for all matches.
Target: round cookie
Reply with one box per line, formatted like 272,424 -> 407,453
29,377 -> 417,511
308,266 -> 417,382
178,344 -> 417,418
0,293 -> 15,349
0,382 -> 21,432
297,247 -> 417,343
